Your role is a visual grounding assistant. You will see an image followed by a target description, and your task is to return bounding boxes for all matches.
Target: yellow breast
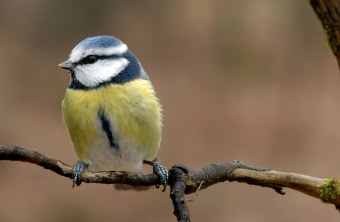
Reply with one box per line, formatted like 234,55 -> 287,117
62,79 -> 162,166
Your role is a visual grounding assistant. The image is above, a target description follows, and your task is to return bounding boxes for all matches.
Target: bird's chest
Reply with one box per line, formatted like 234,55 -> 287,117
61,82 -> 161,169
62,88 -> 108,159
62,85 -> 149,136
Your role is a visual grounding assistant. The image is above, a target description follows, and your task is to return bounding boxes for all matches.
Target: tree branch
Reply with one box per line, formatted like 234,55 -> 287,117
1,145 -> 339,221
310,0 -> 340,67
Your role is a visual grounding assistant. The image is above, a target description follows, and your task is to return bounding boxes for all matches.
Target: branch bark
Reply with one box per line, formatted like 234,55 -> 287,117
1,145 -> 339,221
310,0 -> 340,67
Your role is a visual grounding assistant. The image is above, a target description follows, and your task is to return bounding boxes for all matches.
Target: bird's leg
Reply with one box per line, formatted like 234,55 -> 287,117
153,162 -> 169,191
72,160 -> 88,187
144,159 -> 169,192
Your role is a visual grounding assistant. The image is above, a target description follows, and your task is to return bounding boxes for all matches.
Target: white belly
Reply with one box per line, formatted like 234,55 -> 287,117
85,132 -> 146,172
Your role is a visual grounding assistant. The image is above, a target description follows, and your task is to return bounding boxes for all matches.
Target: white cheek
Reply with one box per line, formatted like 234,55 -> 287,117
74,58 -> 129,87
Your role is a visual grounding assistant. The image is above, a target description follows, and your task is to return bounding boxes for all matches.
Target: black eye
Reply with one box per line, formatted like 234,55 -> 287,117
82,55 -> 98,64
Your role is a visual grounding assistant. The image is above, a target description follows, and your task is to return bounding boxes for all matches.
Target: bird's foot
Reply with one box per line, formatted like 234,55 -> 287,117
72,160 -> 88,188
153,162 -> 169,192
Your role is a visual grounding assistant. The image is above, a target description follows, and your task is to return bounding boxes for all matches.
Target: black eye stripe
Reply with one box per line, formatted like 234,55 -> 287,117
82,55 -> 97,64
77,54 -> 123,66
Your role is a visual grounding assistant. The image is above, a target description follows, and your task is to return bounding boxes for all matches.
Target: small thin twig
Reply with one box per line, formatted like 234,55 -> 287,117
186,180 -> 204,202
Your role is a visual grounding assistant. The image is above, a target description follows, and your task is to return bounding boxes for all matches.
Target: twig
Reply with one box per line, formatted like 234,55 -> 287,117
187,180 -> 204,202
1,145 -> 340,221
1,145 -> 339,204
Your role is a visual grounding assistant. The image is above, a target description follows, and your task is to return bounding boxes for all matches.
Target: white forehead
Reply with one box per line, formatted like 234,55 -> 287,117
68,36 -> 128,63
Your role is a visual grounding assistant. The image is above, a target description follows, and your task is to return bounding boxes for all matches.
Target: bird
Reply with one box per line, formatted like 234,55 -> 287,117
58,35 -> 168,189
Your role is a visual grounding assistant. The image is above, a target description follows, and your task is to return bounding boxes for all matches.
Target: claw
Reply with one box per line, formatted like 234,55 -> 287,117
153,162 -> 169,192
72,161 -> 87,188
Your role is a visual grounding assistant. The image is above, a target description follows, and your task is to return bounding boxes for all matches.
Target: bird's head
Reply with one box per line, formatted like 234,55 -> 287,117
59,36 -> 148,89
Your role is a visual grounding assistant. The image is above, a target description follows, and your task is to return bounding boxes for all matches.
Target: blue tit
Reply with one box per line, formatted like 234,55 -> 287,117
58,36 -> 168,188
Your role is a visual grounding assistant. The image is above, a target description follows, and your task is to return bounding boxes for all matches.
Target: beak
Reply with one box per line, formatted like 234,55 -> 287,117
58,59 -> 75,70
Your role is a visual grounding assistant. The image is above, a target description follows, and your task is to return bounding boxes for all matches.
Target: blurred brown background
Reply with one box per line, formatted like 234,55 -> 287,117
0,1 -> 339,221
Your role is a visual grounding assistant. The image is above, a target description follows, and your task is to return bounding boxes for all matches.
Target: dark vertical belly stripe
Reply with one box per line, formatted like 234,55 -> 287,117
98,108 -> 119,152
